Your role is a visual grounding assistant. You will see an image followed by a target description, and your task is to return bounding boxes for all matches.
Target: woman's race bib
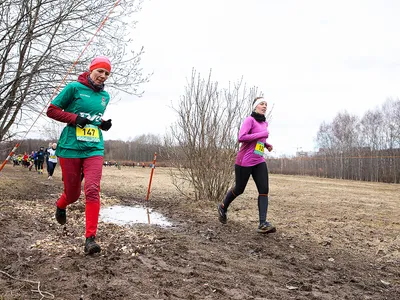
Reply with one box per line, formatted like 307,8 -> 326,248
76,124 -> 100,142
254,141 -> 265,156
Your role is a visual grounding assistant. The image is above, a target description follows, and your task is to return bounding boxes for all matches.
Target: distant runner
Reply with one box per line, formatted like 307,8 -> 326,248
47,143 -> 58,180
36,147 -> 45,174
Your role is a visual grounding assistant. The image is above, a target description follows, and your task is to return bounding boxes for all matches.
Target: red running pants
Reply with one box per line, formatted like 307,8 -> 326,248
57,156 -> 103,238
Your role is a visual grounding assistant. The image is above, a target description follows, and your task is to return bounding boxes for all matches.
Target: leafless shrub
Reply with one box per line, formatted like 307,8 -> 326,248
165,69 -> 262,202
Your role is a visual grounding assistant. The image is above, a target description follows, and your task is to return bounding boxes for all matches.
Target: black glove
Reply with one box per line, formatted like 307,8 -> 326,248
100,119 -> 112,131
75,115 -> 91,128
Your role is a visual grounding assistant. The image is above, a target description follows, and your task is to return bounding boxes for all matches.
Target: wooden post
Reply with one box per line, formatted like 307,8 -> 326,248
146,152 -> 157,201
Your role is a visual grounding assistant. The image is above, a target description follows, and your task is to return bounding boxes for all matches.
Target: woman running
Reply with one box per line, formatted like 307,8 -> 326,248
47,56 -> 113,255
217,97 -> 276,234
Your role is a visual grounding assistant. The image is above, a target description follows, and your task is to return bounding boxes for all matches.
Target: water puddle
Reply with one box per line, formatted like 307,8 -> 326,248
100,205 -> 172,227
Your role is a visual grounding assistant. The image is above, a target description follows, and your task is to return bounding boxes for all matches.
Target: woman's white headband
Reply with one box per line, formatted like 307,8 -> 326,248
252,98 -> 266,111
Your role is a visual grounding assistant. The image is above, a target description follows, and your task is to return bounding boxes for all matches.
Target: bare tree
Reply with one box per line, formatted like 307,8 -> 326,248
0,0 -> 149,142
316,121 -> 335,151
331,111 -> 360,151
381,98 -> 400,149
360,110 -> 384,150
166,69 -> 263,202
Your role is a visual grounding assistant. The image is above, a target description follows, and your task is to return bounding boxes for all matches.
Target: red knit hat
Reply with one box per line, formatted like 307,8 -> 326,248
89,56 -> 111,72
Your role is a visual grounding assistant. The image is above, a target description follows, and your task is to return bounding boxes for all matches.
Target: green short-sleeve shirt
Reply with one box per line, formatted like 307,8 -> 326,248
51,82 -> 110,158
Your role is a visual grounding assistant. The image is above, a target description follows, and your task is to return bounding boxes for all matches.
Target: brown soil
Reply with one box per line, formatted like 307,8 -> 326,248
0,165 -> 399,300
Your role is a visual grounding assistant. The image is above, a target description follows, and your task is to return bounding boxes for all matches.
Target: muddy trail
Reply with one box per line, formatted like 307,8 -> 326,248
0,165 -> 399,299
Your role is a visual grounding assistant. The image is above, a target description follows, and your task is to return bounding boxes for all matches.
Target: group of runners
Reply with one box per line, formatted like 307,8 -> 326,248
46,55 -> 275,256
12,143 -> 58,179
103,161 -> 147,168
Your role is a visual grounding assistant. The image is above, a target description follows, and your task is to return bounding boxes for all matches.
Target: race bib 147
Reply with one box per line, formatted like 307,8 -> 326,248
76,124 -> 100,142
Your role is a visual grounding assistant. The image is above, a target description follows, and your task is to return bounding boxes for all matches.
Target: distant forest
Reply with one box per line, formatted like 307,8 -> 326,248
0,138 -> 166,165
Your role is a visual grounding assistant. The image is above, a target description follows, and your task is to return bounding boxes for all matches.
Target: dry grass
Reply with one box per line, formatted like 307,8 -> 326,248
100,166 -> 400,263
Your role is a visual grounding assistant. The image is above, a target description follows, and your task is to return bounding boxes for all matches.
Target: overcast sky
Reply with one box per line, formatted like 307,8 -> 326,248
101,0 -> 400,156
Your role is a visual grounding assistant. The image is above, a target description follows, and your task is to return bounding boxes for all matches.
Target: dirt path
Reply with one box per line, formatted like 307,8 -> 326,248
0,165 -> 399,299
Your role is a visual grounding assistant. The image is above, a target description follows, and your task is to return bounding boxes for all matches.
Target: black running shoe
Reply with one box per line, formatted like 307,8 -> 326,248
217,204 -> 227,224
84,236 -> 101,255
257,222 -> 276,234
55,207 -> 66,225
